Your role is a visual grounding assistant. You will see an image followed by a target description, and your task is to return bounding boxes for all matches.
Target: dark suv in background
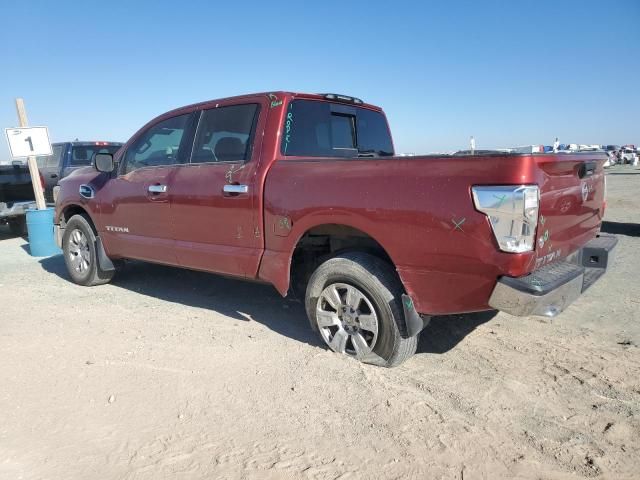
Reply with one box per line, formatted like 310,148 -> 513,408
37,141 -> 122,202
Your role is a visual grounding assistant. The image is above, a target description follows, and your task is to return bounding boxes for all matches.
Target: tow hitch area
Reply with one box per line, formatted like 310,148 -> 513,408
489,233 -> 618,317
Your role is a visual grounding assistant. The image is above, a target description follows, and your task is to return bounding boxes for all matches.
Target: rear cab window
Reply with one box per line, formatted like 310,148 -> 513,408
281,99 -> 394,158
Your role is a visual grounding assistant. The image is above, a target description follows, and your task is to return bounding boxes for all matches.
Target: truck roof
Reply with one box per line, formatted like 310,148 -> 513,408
161,92 -> 384,117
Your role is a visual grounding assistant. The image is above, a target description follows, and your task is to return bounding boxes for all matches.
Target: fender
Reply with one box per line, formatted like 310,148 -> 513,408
258,216 -> 400,297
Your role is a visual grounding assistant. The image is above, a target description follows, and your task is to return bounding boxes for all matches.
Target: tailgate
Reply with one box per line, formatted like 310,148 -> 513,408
533,152 -> 606,269
0,165 -> 34,204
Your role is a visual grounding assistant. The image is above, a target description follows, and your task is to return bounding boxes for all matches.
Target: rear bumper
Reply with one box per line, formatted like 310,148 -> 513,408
489,233 -> 617,317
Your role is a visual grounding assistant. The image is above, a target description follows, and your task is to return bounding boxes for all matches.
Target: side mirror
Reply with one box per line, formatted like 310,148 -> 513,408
94,153 -> 115,173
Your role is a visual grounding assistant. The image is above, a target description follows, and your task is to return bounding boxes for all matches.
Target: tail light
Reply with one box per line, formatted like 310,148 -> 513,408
472,185 -> 540,253
38,170 -> 45,189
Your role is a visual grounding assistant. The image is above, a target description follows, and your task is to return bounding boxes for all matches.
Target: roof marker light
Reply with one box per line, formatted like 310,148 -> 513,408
320,93 -> 364,105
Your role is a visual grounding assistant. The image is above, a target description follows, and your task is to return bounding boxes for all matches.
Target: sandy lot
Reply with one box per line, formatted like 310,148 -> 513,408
1,166 -> 639,480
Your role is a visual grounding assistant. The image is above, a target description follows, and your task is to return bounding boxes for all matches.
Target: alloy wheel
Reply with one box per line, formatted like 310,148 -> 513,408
316,283 -> 379,358
68,229 -> 91,274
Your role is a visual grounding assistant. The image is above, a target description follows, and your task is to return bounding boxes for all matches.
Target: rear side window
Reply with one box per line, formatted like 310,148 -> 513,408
282,100 -> 393,158
36,144 -> 64,168
191,104 -> 259,163
124,114 -> 190,173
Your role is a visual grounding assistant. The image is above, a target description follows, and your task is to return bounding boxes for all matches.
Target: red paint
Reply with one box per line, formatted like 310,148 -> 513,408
55,92 -> 606,315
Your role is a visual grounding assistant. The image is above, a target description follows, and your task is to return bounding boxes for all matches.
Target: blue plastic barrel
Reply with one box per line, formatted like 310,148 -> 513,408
26,207 -> 62,257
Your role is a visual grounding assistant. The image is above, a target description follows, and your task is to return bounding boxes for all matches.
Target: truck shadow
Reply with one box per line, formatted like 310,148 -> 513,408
0,224 -> 25,241
39,255 -> 321,348
417,310 -> 498,354
601,221 -> 640,237
38,255 -> 492,356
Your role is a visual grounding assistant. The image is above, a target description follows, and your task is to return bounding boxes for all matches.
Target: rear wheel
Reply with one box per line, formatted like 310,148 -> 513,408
8,217 -> 27,236
305,252 -> 417,367
62,214 -> 114,286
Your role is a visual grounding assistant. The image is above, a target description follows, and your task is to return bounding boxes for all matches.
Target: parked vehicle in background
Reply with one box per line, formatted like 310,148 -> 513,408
37,141 -> 123,203
604,151 -> 615,168
507,145 -> 546,154
620,148 -> 637,164
54,91 -> 616,367
578,144 -> 601,151
0,163 -> 43,235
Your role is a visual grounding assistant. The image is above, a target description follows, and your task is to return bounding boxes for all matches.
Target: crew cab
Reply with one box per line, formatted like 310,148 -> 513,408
54,92 -> 616,367
37,141 -> 122,203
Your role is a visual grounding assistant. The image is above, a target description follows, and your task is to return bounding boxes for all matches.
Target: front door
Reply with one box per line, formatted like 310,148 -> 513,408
170,101 -> 265,277
99,112 -> 194,264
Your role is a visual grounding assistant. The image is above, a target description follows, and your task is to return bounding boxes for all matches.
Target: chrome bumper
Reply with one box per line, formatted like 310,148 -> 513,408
489,233 -> 617,318
0,200 -> 37,219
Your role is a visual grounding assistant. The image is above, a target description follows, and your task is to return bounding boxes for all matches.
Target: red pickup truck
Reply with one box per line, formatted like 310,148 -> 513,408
54,92 -> 616,367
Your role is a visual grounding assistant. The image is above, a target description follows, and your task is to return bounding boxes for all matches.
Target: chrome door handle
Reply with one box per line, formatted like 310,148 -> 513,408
223,184 -> 249,194
148,184 -> 167,193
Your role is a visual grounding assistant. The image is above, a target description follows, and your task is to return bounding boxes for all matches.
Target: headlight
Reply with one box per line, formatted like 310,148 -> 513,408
472,185 -> 539,253
53,185 -> 60,204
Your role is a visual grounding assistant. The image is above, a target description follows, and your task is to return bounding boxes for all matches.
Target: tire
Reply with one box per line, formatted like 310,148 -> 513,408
305,252 -> 418,367
62,214 -> 115,286
8,217 -> 27,237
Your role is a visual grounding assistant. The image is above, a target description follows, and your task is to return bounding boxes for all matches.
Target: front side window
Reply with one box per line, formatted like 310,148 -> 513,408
191,104 -> 259,163
124,114 -> 190,174
281,100 -> 394,158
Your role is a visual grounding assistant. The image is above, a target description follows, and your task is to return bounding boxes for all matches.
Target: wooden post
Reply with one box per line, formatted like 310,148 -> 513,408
15,98 -> 46,210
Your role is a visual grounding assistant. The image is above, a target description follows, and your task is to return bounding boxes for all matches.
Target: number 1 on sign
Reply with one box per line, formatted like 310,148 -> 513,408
24,136 -> 33,152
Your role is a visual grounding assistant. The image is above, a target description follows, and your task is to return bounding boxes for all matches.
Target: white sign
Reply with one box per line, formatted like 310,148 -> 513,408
4,126 -> 52,158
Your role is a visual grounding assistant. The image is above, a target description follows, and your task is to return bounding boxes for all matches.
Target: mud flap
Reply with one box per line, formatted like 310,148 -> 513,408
401,294 -> 430,338
96,237 -> 115,271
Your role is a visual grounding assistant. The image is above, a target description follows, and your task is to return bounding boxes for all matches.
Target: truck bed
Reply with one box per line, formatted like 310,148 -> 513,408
263,151 -> 606,315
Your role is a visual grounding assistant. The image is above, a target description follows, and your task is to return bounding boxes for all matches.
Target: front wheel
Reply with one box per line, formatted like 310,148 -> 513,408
62,214 -> 114,286
305,252 -> 417,367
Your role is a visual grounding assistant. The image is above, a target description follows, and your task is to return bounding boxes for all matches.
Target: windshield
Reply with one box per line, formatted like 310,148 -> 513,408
281,100 -> 394,158
70,145 -> 121,166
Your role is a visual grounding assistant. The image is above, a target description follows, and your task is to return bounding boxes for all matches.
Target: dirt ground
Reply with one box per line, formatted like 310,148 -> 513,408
1,166 -> 639,480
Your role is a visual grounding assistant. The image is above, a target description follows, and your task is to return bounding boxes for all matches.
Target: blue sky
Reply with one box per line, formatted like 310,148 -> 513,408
1,0 -> 638,159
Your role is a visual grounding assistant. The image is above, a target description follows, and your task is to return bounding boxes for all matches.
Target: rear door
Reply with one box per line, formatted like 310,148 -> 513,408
170,100 -> 266,277
534,152 -> 606,268
99,112 -> 196,264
